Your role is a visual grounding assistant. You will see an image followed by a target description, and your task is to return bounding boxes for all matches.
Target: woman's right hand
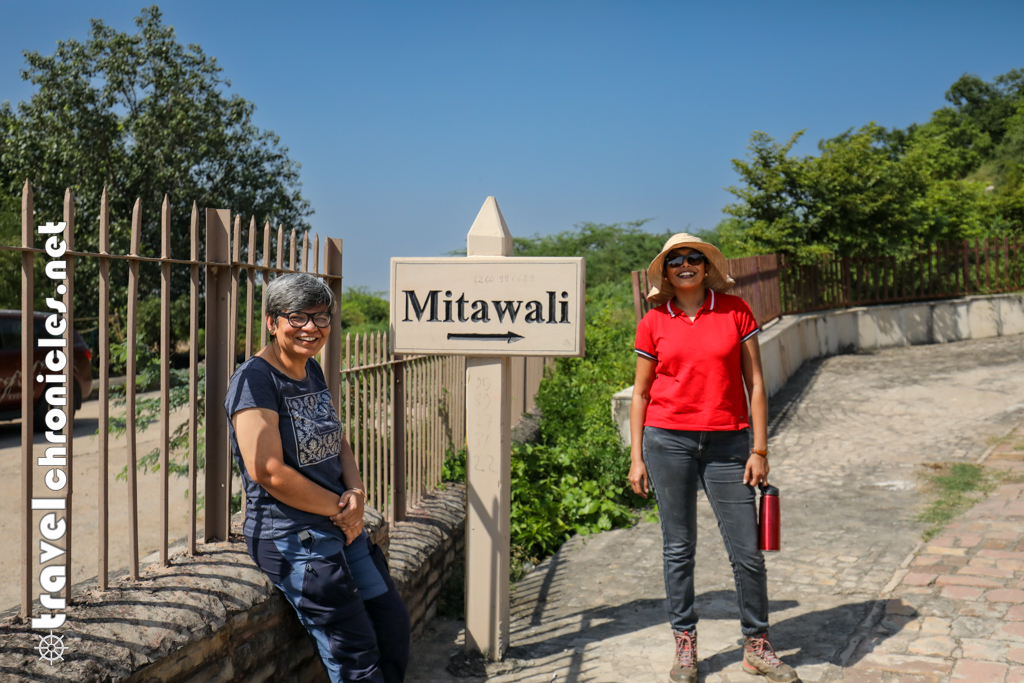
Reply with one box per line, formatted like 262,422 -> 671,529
628,457 -> 649,498
330,491 -> 364,544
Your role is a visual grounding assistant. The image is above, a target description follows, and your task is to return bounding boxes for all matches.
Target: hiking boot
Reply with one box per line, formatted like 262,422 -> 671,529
743,632 -> 799,682
669,630 -> 697,683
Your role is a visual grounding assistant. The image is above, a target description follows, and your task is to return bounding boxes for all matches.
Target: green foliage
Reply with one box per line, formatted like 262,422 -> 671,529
534,297 -> 636,481
340,286 -> 389,335
0,6 -> 311,314
725,68 -> 1024,261
442,446 -> 467,483
135,295 -> 195,349
510,442 -> 634,563
918,463 -> 995,541
513,220 -> 672,289
107,335 -> 239,514
0,195 -> 44,311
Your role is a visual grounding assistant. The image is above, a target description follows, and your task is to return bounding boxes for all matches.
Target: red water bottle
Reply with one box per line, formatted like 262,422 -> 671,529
758,484 -> 780,552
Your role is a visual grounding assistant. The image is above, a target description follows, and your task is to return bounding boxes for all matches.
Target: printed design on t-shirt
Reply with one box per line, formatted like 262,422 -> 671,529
285,389 -> 341,467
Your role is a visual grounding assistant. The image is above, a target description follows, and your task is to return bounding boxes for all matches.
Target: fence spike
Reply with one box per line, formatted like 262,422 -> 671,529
277,224 -> 284,270
162,194 -> 170,259
289,228 -> 297,271
130,198 -> 141,256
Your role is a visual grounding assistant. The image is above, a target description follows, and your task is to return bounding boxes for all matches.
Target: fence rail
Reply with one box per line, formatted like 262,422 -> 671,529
6,181 -> 551,622
779,237 -> 1024,314
632,238 -> 1024,325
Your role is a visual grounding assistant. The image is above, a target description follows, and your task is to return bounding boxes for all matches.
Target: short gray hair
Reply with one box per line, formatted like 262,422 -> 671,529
265,273 -> 334,318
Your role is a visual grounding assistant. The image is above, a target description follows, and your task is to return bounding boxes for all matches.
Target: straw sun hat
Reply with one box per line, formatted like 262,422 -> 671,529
645,233 -> 735,306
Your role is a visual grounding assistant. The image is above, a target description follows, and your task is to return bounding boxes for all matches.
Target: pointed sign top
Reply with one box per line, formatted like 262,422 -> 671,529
467,196 -> 512,256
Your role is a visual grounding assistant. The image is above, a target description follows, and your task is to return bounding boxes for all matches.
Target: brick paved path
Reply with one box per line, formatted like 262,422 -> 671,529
845,422 -> 1024,683
406,335 -> 1024,683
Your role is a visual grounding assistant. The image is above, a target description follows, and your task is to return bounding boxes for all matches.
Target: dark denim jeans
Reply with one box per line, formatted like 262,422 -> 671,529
643,426 -> 769,636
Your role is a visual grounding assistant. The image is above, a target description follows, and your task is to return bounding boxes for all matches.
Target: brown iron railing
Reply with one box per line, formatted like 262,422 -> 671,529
5,180 -> 553,621
632,238 -> 1024,324
339,343 -> 550,521
779,237 -> 1024,314
631,254 -> 783,326
5,182 -> 344,619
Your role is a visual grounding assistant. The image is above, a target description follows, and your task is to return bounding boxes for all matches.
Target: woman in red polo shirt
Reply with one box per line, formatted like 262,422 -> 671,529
628,234 -> 798,683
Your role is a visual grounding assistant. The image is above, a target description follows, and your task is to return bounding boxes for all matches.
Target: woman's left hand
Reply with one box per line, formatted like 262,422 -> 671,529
330,490 -> 365,544
743,454 -> 770,487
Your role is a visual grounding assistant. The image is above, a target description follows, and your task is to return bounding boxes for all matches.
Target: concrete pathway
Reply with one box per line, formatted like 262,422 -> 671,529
405,334 -> 1024,682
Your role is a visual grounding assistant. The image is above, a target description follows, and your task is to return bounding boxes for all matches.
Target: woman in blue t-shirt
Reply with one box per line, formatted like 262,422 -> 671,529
226,272 -> 409,683
628,234 -> 798,683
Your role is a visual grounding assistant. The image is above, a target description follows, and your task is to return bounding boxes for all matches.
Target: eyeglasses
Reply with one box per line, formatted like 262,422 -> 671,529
279,310 -> 333,328
665,252 -> 706,269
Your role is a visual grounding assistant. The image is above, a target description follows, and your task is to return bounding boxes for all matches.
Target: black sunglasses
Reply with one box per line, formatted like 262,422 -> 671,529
665,252 -> 706,269
279,310 -> 333,328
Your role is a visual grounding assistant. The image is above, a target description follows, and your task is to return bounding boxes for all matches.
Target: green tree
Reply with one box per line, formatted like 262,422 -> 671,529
513,220 -> 672,290
0,6 -> 311,315
724,69 -> 1024,261
339,286 -> 390,335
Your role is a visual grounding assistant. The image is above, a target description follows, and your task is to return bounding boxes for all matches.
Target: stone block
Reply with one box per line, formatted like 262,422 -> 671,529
968,298 -> 999,339
611,386 -> 632,447
886,599 -> 918,616
960,638 -> 1008,661
988,589 -> 1024,604
815,314 -> 830,357
874,306 -> 907,348
853,652 -> 954,675
181,658 -> 235,683
932,303 -> 960,343
999,621 -> 1024,641
903,573 -> 937,586
759,334 -> 784,397
907,635 -> 956,656
903,304 -> 931,345
780,325 -> 804,385
832,309 -> 859,353
857,309 -> 879,350
935,575 -> 1002,588
941,586 -> 984,601
999,296 -> 1024,335
951,659 -> 1008,681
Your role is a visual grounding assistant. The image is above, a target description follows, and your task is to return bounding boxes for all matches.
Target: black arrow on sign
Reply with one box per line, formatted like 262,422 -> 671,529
447,331 -> 524,344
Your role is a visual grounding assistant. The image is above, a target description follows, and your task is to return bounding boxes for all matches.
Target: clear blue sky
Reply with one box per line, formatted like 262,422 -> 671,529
3,1 -> 1023,293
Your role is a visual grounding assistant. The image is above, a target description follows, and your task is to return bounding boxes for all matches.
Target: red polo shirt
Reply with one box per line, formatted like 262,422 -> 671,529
634,290 -> 759,431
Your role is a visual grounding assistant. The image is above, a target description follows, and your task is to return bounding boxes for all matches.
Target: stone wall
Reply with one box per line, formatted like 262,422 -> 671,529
0,485 -> 466,682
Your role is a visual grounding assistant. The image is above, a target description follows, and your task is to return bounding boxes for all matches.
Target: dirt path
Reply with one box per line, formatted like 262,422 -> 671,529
0,391 -> 203,612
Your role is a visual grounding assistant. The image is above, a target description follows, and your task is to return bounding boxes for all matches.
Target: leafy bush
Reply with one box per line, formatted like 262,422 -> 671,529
510,441 -> 634,562
534,282 -> 637,483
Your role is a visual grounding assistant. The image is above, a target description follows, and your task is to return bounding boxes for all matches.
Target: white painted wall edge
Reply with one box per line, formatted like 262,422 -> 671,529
611,291 -> 1024,446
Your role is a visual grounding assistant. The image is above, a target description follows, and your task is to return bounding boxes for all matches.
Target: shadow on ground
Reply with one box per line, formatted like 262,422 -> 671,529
444,589 -> 903,681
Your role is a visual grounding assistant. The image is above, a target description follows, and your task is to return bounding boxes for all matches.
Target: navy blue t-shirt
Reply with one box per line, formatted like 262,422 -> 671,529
225,356 -> 346,539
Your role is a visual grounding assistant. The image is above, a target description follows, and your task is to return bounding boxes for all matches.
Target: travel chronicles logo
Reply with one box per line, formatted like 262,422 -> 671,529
32,220 -> 71,661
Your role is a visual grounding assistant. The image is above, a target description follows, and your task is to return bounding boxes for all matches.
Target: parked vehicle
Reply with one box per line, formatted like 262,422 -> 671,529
0,310 -> 94,431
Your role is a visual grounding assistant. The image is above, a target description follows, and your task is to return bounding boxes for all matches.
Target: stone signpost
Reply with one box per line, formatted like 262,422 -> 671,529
391,197 -> 585,659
